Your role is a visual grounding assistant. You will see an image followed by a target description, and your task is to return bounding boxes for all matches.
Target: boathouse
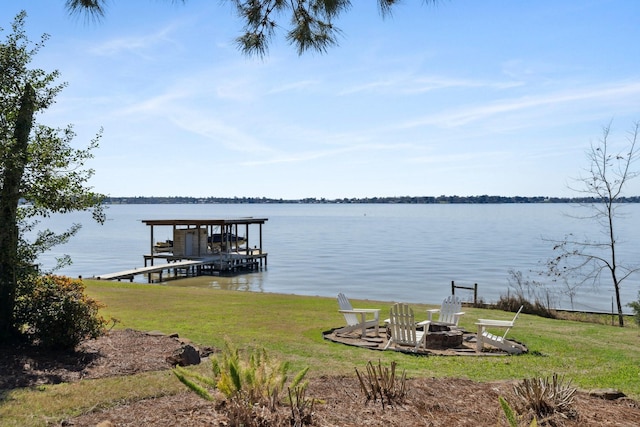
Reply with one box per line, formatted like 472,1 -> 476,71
95,217 -> 268,282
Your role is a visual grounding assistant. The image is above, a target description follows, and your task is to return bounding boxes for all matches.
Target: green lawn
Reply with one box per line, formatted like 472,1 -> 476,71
1,279 -> 639,426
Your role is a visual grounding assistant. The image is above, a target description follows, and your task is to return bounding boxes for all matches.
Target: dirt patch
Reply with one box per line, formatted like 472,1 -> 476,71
1,329 -> 639,426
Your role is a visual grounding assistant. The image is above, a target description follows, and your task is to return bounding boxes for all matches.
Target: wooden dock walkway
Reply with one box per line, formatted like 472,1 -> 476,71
93,259 -> 209,282
94,251 -> 268,283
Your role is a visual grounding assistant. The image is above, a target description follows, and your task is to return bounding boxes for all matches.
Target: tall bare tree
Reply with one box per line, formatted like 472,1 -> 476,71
547,122 -> 640,326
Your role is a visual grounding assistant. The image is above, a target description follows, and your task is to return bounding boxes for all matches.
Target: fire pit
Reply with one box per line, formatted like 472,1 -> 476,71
424,322 -> 464,350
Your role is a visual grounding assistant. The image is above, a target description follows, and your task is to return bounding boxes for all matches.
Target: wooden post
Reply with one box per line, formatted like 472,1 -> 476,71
474,283 -> 478,306
451,281 -> 479,306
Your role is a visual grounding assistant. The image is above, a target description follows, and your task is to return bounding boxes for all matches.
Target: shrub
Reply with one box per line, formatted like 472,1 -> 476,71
496,270 -> 557,318
14,275 -> 108,349
627,292 -> 640,326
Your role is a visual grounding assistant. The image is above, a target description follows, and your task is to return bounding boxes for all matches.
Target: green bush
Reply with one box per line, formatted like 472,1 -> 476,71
14,275 -> 108,349
628,293 -> 640,326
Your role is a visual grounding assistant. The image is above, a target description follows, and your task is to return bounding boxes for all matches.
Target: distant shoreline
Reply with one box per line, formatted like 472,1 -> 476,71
101,195 -> 640,204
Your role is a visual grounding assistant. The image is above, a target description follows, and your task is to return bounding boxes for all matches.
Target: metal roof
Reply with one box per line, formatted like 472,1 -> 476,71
141,218 -> 268,226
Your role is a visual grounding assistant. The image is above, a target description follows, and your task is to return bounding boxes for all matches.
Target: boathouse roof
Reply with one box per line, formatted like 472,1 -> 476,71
141,218 -> 268,226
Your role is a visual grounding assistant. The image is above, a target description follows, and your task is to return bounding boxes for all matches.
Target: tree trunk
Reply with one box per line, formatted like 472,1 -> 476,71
614,280 -> 624,327
0,83 -> 35,341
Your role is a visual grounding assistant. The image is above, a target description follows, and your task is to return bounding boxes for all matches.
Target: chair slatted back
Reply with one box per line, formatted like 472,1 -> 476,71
337,293 -> 358,326
501,305 -> 524,339
439,295 -> 462,325
388,303 -> 417,346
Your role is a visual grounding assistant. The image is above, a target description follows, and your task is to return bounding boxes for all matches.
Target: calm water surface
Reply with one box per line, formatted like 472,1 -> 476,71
32,203 -> 640,313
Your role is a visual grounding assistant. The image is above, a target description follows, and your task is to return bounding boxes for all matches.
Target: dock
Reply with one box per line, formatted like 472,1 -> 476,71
94,259 -> 209,282
95,218 -> 268,283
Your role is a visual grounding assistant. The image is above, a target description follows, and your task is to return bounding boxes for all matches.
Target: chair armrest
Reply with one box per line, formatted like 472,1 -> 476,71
339,308 -> 380,320
426,308 -> 439,322
455,311 -> 465,316
417,320 -> 431,327
476,319 -> 514,327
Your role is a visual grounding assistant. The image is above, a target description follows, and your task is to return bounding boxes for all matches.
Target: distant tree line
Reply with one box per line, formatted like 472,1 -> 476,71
102,195 -> 640,205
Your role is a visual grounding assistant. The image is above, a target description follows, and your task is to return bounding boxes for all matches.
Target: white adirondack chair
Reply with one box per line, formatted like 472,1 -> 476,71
475,305 -> 525,354
336,293 -> 381,338
427,295 -> 465,326
384,303 -> 430,351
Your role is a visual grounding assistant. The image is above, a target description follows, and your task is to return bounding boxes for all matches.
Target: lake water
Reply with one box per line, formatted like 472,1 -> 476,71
30,203 -> 640,313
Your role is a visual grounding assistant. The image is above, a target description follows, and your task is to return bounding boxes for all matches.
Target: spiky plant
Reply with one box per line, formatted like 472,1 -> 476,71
173,339 -> 310,425
512,373 -> 576,419
355,360 -> 407,408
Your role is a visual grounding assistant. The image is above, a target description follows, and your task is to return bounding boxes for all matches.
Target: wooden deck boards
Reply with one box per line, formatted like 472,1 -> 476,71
94,259 -> 208,281
95,251 -> 268,282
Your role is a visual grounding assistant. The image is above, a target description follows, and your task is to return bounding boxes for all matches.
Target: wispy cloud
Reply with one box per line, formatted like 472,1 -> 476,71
398,81 -> 640,129
339,74 -> 522,96
89,24 -> 181,58
240,140 -> 408,166
267,80 -> 320,94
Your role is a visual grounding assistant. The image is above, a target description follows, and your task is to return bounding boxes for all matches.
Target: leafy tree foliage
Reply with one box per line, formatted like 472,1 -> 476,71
0,11 -> 105,341
628,292 -> 640,327
66,0 -> 431,56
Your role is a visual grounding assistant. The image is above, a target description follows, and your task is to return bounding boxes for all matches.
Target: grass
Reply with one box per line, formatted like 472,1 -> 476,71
1,279 -> 640,426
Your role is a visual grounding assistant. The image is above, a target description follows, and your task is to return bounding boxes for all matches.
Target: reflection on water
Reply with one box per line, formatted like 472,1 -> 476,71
158,273 -> 265,292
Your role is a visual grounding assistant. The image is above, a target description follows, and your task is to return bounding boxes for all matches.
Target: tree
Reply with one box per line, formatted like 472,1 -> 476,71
547,122 -> 640,327
65,0 -> 432,57
0,11 -> 105,341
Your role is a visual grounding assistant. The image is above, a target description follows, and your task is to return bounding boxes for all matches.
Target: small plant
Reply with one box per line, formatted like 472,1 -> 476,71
627,291 -> 640,326
288,385 -> 314,427
499,396 -> 538,427
512,373 -> 576,420
355,360 -> 407,408
174,339 -> 311,426
13,275 -> 109,349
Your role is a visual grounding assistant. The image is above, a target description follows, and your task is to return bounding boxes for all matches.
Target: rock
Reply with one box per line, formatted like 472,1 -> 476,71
589,388 -> 626,400
166,344 -> 201,366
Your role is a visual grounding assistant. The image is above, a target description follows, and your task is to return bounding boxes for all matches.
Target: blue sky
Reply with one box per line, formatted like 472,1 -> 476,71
3,1 -> 640,199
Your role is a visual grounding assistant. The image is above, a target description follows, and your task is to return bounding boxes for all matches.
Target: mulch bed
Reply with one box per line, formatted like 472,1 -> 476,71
1,329 -> 639,426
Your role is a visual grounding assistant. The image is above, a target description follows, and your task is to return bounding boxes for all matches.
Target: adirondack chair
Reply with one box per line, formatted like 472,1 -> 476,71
475,305 -> 524,354
426,295 -> 465,326
336,293 -> 381,338
383,303 -> 430,351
